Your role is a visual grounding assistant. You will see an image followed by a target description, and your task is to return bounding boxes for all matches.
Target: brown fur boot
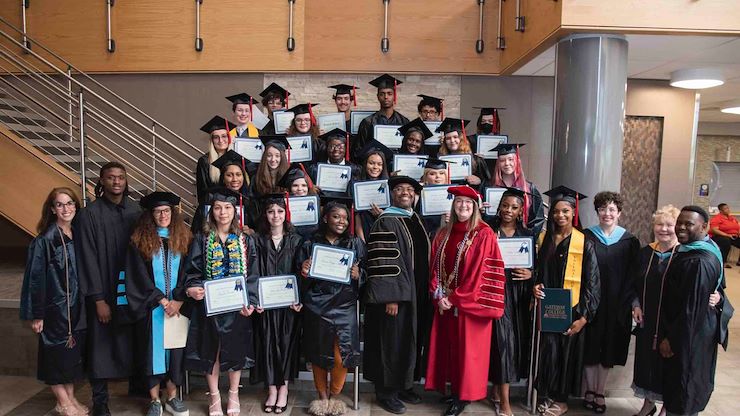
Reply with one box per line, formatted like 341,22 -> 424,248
326,398 -> 347,416
308,399 -> 329,416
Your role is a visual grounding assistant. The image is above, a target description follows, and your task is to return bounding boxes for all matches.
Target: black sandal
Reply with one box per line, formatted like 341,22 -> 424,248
583,390 -> 595,410
593,394 -> 606,414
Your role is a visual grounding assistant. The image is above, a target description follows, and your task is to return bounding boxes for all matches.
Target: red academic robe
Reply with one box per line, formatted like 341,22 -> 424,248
424,221 -> 506,401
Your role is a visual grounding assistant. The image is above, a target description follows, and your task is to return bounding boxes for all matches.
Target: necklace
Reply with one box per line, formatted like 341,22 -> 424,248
434,225 -> 474,298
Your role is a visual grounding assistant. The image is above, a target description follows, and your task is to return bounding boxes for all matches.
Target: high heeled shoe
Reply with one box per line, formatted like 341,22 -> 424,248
54,403 -> 81,416
227,389 -> 241,415
207,391 -> 223,416
632,405 -> 657,416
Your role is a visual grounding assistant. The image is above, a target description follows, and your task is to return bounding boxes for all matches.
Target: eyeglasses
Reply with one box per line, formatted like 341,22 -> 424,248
597,207 -> 619,214
53,201 -> 76,209
153,208 -> 172,216
421,110 -> 439,116
295,118 -> 311,125
328,144 -> 345,150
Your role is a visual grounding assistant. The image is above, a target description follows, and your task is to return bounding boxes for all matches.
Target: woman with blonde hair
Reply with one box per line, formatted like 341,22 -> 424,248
196,116 -> 234,205
20,187 -> 87,416
125,192 -> 193,416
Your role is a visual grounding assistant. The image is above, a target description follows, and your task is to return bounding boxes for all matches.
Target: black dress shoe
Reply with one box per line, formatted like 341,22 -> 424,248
92,403 -> 112,416
443,399 -> 469,416
398,388 -> 422,404
377,396 -> 407,414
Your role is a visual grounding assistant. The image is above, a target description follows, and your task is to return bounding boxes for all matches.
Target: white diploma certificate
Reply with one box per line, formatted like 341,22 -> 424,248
316,163 -> 352,192
288,195 -> 319,226
318,112 -> 347,132
420,185 -> 454,216
424,121 -> 443,145
352,179 -> 390,211
163,314 -> 189,349
373,125 -> 403,149
250,106 -> 271,130
233,138 -> 264,162
393,154 -> 427,180
309,244 -> 355,284
439,154 -> 473,180
498,237 -> 534,269
485,187 -> 508,215
350,111 -> 374,134
204,275 -> 249,316
287,135 -> 313,162
273,110 -> 295,134
258,275 -> 300,309
476,135 -> 508,159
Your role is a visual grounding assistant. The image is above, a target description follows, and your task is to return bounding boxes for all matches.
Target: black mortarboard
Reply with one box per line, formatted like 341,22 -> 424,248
329,84 -> 357,96
277,167 -> 308,190
319,128 -> 348,141
369,74 -> 402,90
436,118 -> 470,135
543,185 -> 588,202
358,139 -> 395,164
140,191 -> 180,210
260,192 -> 288,208
474,106 -> 506,115
260,135 -> 291,151
259,83 -> 290,99
320,193 -> 354,209
490,143 -> 525,156
211,150 -> 246,171
207,186 -> 240,206
421,157 -> 453,170
287,103 -> 319,115
200,115 -> 231,134
501,187 -> 528,200
399,118 -> 434,140
225,93 -> 259,105
389,175 -> 422,193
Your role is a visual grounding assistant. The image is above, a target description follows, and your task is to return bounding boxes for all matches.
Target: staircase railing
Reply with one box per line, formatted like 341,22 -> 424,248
0,15 -> 200,219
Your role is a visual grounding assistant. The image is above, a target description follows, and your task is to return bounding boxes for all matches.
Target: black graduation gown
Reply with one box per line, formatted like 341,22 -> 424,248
74,196 -> 141,379
525,181 -> 545,236
632,245 -> 673,400
489,223 -> 535,384
249,232 -> 304,386
363,211 -> 430,389
182,233 -> 257,373
196,154 -> 217,206
298,234 -> 366,370
583,229 -> 640,367
660,249 -> 723,415
20,225 -> 86,385
413,201 -> 444,241
355,110 -> 410,163
124,239 -> 187,388
534,234 -> 601,400
263,119 -> 276,135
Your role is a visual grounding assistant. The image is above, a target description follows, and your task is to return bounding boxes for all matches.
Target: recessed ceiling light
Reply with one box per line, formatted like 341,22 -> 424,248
670,68 -> 724,89
720,100 -> 740,115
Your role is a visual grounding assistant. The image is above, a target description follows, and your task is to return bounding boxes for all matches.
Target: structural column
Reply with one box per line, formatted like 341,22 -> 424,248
551,34 -> 628,226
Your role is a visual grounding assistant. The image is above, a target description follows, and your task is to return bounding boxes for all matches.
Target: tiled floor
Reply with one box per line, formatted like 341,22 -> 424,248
2,266 -> 739,415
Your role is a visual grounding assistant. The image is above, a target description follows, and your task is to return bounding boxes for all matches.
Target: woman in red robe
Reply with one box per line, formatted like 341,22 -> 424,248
425,185 -> 506,416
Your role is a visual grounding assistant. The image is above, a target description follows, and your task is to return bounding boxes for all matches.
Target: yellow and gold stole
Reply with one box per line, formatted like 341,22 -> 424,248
230,123 -> 259,139
562,228 -> 584,307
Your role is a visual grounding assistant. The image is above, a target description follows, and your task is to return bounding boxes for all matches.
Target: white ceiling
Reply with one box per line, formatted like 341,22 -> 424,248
512,34 -> 740,123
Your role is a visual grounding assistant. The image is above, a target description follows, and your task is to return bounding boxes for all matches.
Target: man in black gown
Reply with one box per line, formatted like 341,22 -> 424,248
354,74 -> 410,163
75,162 -> 141,416
659,206 -> 729,416
363,176 -> 429,414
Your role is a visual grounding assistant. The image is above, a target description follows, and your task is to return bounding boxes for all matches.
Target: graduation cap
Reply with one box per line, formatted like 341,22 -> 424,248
207,186 -> 240,206
288,103 -> 318,126
389,175 -> 422,193
399,118 -> 434,141
369,74 -> 402,104
543,185 -> 588,227
259,192 -> 292,222
212,150 -> 248,171
140,191 -> 180,210
474,106 -> 504,135
490,143 -> 525,156
200,115 -> 232,135
226,92 -> 258,121
330,84 -> 359,107
436,117 -> 471,140
417,94 -> 445,118
319,128 -> 348,141
260,82 -> 291,107
421,157 -> 453,170
358,138 -> 395,165
260,135 -> 291,151
501,186 -> 528,200
320,193 -> 355,236
277,166 -> 309,191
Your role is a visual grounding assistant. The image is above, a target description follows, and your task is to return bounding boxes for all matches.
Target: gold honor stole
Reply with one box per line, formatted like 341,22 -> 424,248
230,123 -> 259,138
563,228 -> 584,307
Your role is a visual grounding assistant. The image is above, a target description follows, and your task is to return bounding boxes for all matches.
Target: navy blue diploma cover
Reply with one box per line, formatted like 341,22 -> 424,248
540,288 -> 572,333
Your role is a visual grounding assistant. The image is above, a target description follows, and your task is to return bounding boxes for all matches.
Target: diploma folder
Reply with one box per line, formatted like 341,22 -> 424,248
539,288 -> 572,333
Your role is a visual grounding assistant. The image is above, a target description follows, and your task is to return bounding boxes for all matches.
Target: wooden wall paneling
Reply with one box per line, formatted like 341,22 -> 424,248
303,0 -> 501,75
0,0 -> 25,50
562,0 -> 740,34
499,0 -> 562,74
